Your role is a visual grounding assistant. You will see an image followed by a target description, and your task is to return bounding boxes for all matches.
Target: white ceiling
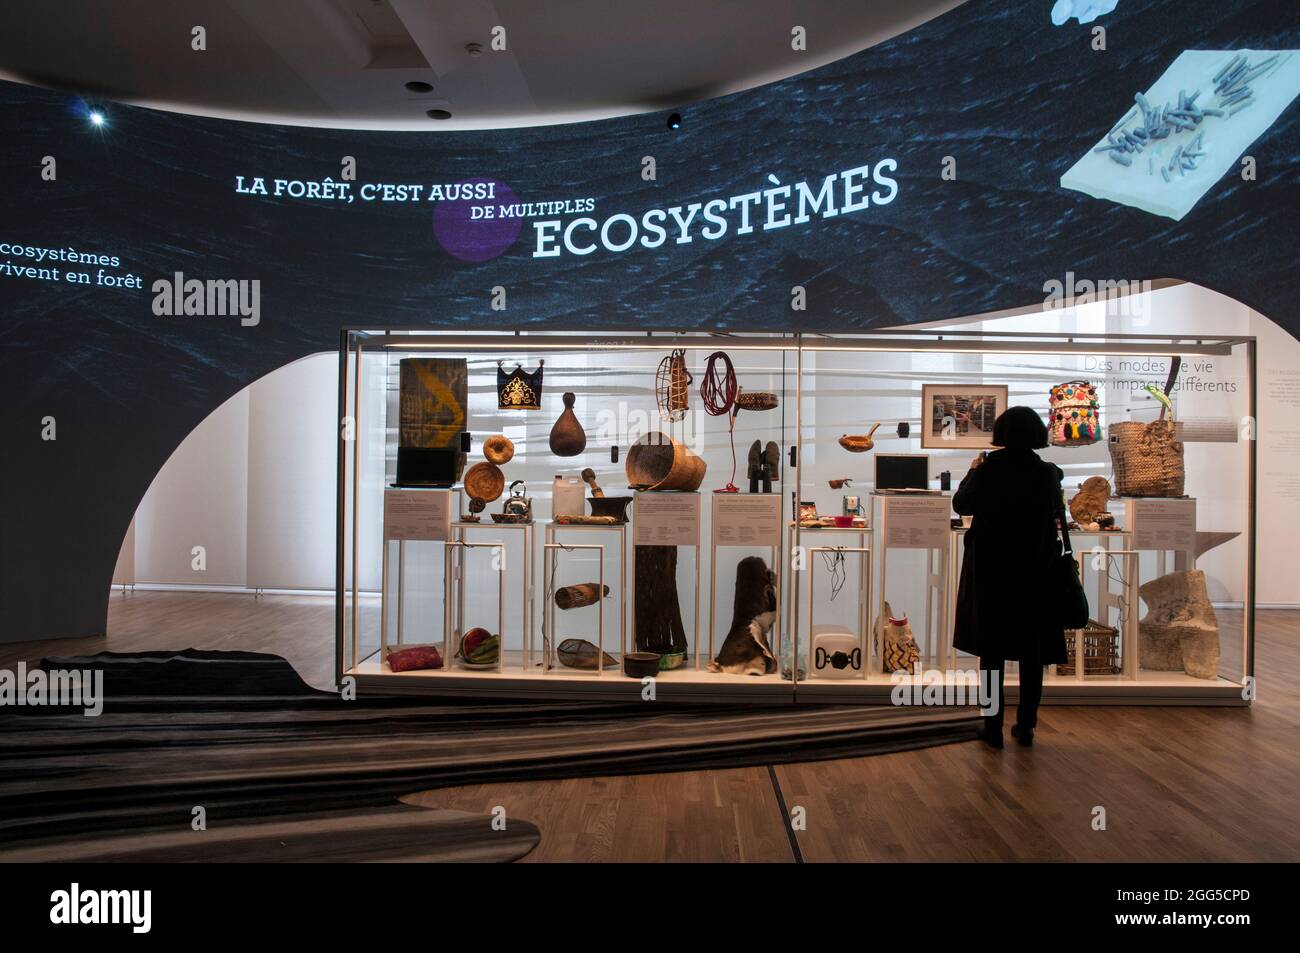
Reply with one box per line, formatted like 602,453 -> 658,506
0,0 -> 964,129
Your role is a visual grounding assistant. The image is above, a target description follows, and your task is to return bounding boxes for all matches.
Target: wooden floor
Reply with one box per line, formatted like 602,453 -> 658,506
3,590 -> 1297,862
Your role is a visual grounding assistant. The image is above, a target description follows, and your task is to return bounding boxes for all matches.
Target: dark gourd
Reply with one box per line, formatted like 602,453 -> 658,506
549,392 -> 587,456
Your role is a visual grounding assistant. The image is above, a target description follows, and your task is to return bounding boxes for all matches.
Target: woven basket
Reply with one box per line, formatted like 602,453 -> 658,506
735,389 -> 778,412
463,461 -> 505,503
1048,380 -> 1101,447
1059,620 -> 1121,676
1109,420 -> 1184,497
655,350 -> 692,422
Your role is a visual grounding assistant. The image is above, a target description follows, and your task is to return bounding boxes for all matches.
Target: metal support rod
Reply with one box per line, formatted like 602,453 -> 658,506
1245,338 -> 1257,687
349,341 -> 363,673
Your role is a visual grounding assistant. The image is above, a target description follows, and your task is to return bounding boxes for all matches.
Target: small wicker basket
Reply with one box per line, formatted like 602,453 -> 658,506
735,389 -> 778,412
655,349 -> 692,422
1058,619 -> 1121,676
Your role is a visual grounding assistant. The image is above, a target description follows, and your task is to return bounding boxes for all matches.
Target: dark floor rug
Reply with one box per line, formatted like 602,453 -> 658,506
0,805 -> 540,863
0,649 -> 980,860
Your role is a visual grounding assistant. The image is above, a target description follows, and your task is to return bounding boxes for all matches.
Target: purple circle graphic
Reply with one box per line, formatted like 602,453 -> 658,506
431,178 -> 523,263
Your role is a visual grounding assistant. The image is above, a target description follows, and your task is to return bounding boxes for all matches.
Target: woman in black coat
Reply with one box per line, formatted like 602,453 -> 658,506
953,406 -> 1068,748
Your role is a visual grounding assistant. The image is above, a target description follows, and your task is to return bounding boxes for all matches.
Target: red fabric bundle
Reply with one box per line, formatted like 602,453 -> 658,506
387,645 -> 443,672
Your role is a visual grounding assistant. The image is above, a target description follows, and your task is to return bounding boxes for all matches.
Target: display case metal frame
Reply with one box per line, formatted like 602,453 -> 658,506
869,492 -> 953,674
337,327 -> 1256,706
544,520 -> 629,662
708,492 -> 785,669
631,490 -> 703,672
803,543 -> 872,681
541,541 -> 607,676
454,519 -> 534,669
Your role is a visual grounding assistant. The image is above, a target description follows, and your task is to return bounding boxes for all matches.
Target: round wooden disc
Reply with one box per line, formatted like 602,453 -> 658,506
464,462 -> 505,502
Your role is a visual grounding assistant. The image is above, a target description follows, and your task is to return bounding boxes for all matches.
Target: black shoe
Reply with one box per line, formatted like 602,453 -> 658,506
1011,724 -> 1034,747
975,724 -> 1003,749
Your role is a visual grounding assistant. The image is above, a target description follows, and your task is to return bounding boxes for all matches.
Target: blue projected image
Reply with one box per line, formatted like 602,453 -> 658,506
1052,0 -> 1121,25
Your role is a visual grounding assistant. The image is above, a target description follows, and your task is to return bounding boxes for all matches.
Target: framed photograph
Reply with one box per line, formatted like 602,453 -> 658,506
920,384 -> 1009,449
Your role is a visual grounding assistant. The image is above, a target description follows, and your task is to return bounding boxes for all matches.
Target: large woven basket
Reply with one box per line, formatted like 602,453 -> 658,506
1109,420 -> 1184,497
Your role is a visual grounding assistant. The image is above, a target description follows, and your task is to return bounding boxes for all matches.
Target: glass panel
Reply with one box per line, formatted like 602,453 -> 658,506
341,331 -> 799,694
339,322 -> 1254,704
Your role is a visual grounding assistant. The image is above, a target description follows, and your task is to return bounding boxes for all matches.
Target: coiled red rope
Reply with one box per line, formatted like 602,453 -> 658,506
701,351 -> 739,491
701,351 -> 737,416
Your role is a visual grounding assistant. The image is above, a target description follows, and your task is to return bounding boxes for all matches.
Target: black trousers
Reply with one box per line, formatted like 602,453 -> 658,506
979,656 -> 1044,730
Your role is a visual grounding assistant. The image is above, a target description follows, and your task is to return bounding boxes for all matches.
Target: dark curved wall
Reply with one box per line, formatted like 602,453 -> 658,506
2,0 -> 1297,641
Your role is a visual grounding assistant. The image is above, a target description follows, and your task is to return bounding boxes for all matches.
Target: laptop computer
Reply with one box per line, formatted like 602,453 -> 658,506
393,447 -> 460,488
874,453 -> 933,492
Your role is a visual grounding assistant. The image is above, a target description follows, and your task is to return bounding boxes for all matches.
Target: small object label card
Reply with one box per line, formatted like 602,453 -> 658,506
713,494 -> 782,548
634,492 -> 701,547
384,489 -> 452,542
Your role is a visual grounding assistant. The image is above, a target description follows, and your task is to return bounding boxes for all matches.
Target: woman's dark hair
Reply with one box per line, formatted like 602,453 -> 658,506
992,405 -> 1049,450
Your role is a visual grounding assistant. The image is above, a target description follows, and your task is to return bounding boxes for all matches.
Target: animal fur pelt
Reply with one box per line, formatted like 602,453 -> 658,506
709,556 -> 778,676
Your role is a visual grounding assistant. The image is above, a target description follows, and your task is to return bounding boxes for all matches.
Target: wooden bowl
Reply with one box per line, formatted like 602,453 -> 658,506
587,496 -> 632,522
625,432 -> 707,492
623,652 -> 661,678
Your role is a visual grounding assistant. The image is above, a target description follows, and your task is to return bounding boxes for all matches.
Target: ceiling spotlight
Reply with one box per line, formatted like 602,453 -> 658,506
426,109 -> 452,120
89,110 -> 105,127
405,81 -> 434,94
667,112 -> 682,130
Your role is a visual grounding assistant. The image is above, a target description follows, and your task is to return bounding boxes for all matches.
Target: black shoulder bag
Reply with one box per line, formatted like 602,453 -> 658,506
1054,503 -> 1090,631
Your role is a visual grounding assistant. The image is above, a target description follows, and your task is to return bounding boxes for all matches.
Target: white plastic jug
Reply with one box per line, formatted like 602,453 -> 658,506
552,474 -> 585,519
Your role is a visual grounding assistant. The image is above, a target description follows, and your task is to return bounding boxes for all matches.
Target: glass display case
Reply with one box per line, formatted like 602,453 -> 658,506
338,328 -> 1256,706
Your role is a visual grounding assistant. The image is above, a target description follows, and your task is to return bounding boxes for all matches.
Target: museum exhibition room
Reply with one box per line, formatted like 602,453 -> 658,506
0,0 -> 1297,925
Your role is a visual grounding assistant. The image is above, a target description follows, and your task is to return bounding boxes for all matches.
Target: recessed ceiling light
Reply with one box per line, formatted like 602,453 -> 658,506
426,109 -> 452,120
465,42 -> 483,57
88,110 -> 105,127
405,81 -> 434,94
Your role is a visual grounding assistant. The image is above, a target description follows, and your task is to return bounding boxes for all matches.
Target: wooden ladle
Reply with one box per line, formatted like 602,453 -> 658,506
838,423 -> 881,453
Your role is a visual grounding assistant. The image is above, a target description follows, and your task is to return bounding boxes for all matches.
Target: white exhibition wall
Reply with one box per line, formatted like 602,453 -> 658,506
133,389 -> 249,587
245,355 -> 341,590
125,360 -> 332,591
120,284 -> 1300,610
